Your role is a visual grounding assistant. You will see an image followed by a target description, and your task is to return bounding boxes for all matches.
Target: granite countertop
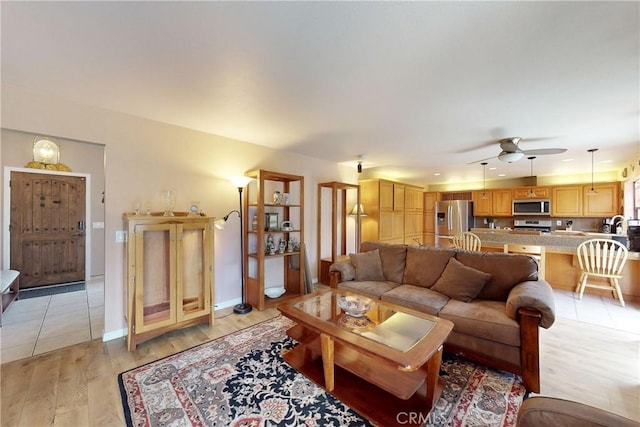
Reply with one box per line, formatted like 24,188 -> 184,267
471,228 -> 640,260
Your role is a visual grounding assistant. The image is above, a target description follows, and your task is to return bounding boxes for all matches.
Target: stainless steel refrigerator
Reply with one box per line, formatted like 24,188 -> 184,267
435,200 -> 474,248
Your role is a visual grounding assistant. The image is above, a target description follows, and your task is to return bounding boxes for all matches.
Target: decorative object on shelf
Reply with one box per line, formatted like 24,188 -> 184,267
251,215 -> 258,231
144,201 -> 152,215
287,238 -> 295,253
281,220 -> 294,231
264,286 -> 286,298
188,201 -> 201,217
265,212 -> 279,231
161,189 -> 176,216
586,148 -> 598,196
266,234 -> 276,255
26,136 -> 72,171
214,175 -> 254,315
282,192 -> 290,204
278,238 -> 286,254
272,190 -> 282,204
337,295 -> 373,318
565,219 -> 573,231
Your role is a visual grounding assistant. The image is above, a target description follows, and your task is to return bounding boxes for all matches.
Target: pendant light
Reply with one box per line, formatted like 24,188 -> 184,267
587,148 -> 598,196
526,156 -> 537,198
481,162 -> 489,200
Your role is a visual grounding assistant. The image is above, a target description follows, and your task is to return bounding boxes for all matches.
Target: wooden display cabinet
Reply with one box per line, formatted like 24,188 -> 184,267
244,170 -> 305,311
124,213 -> 214,351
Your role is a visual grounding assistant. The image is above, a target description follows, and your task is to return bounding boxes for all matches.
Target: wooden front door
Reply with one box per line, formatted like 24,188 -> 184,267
10,171 -> 86,288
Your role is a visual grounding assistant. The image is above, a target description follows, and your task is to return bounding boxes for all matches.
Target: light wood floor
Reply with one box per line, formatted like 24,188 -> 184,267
2,296 -> 639,426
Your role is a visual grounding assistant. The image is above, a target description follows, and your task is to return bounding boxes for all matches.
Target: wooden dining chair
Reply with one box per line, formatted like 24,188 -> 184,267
575,239 -> 628,307
504,244 -> 546,280
452,232 -> 482,251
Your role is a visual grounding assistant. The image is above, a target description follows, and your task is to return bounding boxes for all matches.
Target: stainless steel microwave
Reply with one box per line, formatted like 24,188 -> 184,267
512,199 -> 551,216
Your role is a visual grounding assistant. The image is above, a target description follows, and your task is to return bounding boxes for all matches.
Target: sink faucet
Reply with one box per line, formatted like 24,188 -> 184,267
610,215 -> 627,235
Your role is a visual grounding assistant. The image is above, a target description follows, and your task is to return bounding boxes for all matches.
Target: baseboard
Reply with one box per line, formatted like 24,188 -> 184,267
102,298 -> 243,342
103,327 -> 127,342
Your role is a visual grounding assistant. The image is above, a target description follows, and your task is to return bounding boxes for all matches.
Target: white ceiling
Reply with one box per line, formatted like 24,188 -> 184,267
2,2 -> 638,186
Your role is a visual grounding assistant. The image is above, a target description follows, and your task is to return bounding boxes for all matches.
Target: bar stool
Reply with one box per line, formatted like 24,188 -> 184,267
575,238 -> 628,306
452,232 -> 482,251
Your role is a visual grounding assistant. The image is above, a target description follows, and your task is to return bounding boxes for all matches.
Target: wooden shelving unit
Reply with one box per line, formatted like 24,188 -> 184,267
244,170 -> 304,310
317,182 -> 360,285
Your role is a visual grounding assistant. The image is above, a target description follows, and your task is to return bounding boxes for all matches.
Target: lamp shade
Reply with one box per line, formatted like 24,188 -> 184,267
214,218 -> 227,230
229,176 -> 252,188
349,203 -> 367,216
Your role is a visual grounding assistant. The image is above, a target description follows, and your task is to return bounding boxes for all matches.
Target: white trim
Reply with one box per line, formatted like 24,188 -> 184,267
102,328 -> 128,342
3,167 -> 92,281
214,297 -> 242,310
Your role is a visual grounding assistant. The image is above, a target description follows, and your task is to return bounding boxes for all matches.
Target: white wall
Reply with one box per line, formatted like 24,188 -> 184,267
1,84 -> 357,339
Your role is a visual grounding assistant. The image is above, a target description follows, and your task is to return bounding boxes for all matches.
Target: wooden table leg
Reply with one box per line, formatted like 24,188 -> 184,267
425,344 -> 443,411
320,333 -> 335,391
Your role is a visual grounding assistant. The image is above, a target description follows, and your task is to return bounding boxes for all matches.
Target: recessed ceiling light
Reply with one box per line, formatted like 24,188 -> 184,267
601,160 -> 613,163
498,173 -> 506,177
562,158 -> 574,162
489,167 -> 497,170
433,172 -> 441,176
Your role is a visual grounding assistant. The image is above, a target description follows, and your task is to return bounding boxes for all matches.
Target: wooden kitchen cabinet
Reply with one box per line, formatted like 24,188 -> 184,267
513,187 -> 550,199
423,192 -> 439,246
124,214 -> 214,351
361,179 -> 413,244
404,185 -> 424,245
472,191 -> 492,216
551,186 -> 582,216
582,183 -> 621,216
492,189 -> 513,216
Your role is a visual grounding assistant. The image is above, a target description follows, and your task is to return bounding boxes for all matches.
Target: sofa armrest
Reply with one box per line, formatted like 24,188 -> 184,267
517,396 -> 638,427
506,280 -> 556,329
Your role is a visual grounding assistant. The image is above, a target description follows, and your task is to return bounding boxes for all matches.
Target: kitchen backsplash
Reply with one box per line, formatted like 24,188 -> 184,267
483,217 -> 607,232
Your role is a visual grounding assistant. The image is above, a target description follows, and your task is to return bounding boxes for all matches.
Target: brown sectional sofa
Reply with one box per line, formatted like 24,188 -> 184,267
329,241 -> 556,393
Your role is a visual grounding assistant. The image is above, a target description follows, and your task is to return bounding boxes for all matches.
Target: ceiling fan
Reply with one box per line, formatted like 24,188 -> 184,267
468,137 -> 567,164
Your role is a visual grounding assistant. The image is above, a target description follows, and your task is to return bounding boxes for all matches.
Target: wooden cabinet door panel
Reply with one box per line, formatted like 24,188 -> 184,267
472,191 -> 492,216
552,186 -> 582,216
583,183 -> 620,216
492,190 -> 513,216
380,181 -> 394,211
393,184 -> 405,211
177,223 -> 213,321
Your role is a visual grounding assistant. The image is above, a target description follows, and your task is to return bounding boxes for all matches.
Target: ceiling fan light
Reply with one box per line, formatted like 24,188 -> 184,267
587,187 -> 598,196
498,151 -> 524,163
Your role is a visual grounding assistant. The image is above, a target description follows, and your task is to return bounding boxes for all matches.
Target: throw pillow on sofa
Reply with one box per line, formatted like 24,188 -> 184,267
350,249 -> 385,281
430,257 -> 492,302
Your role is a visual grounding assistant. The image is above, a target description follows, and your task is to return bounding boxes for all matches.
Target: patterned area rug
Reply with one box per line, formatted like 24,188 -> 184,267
118,316 -> 525,427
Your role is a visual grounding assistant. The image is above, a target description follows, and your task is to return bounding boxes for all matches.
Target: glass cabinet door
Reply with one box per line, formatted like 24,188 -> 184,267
176,223 -> 212,321
134,223 -> 177,332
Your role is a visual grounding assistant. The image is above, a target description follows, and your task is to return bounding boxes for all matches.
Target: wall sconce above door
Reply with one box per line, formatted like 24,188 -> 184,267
33,136 -> 60,165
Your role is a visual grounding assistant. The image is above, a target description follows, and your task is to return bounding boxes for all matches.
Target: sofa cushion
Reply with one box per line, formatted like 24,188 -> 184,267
361,242 -> 407,283
431,257 -> 492,302
338,280 -> 400,300
403,246 -> 457,288
439,299 -> 520,347
380,284 -> 450,316
456,251 -> 538,301
350,249 -> 385,281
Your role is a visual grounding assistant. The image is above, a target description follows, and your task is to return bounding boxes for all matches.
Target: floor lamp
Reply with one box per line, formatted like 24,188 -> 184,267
214,176 -> 253,314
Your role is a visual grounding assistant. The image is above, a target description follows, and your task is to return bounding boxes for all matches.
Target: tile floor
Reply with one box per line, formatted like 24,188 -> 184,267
0,280 -> 637,364
0,276 -> 104,364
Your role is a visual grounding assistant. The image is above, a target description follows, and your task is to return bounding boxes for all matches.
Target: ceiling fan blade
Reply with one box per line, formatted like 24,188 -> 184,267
467,155 -> 497,165
522,148 -> 567,155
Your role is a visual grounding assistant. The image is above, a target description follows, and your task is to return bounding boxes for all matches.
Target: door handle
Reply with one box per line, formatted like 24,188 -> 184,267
78,220 -> 85,230
71,232 -> 86,237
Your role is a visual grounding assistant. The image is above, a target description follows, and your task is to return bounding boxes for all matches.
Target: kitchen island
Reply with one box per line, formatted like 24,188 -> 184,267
471,228 -> 640,302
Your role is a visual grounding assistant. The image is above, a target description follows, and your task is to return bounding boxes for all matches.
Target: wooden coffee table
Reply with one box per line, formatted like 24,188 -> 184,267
278,289 -> 454,426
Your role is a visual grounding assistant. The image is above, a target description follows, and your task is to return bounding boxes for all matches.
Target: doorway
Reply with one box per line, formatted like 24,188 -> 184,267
10,171 -> 87,288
